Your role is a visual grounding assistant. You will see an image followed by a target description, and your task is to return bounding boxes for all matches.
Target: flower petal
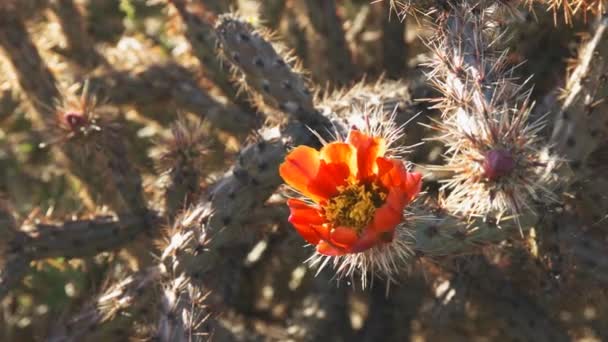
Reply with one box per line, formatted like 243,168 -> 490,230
317,240 -> 346,256
349,230 -> 380,253
402,171 -> 422,203
376,157 -> 406,188
279,146 -> 321,200
330,226 -> 359,248
347,130 -> 386,181
369,188 -> 405,233
377,157 -> 422,204
306,161 -> 350,202
287,199 -> 326,226
291,223 -> 322,245
320,142 -> 357,176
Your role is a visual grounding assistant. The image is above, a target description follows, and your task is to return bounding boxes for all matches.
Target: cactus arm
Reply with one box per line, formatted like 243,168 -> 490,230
168,0 -> 243,103
216,15 -> 331,128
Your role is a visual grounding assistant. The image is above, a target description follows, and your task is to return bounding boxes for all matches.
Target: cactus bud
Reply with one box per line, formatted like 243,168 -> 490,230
483,149 -> 516,181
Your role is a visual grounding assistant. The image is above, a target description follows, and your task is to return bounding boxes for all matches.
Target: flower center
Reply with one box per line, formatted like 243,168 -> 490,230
323,183 -> 387,232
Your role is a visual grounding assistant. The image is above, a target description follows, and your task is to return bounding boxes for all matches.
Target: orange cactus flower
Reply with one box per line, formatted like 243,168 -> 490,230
279,130 -> 422,256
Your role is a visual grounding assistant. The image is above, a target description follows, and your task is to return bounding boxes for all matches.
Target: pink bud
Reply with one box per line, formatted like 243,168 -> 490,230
62,112 -> 87,130
483,149 -> 515,181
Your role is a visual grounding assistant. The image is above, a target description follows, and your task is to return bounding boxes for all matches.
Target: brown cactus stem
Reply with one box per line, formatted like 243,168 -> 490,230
0,88 -> 19,122
302,0 -> 357,86
88,63 -> 255,136
49,0 -> 104,68
216,15 -> 332,128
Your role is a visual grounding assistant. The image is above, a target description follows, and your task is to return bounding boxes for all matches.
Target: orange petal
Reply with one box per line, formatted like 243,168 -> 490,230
306,161 -> 350,201
377,157 -> 422,204
287,199 -> 326,226
369,189 -> 404,233
291,223 -> 322,245
376,157 -> 407,188
279,146 -> 321,200
320,142 -> 357,176
349,230 -> 381,253
317,240 -> 346,256
347,130 -> 386,181
402,171 -> 422,203
330,226 -> 359,248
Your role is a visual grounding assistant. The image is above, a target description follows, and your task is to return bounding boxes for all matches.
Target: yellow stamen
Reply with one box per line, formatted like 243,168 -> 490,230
324,183 -> 387,232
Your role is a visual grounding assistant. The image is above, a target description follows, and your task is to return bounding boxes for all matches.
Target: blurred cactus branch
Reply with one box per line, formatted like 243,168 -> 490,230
0,202 -> 23,300
380,2 -> 407,78
48,266 -> 161,342
49,0 -> 104,68
168,0 -> 246,107
0,8 -> 148,216
303,0 -> 357,85
0,10 -> 60,124
14,214 -> 157,260
88,63 -> 256,136
287,272 -> 353,341
198,0 -> 236,15
444,257 -> 570,342
0,213 -> 159,299
259,0 -> 286,30
550,15 -> 608,174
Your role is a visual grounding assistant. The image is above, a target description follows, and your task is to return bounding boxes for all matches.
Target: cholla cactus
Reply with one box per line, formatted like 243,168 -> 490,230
1,0 -> 608,341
